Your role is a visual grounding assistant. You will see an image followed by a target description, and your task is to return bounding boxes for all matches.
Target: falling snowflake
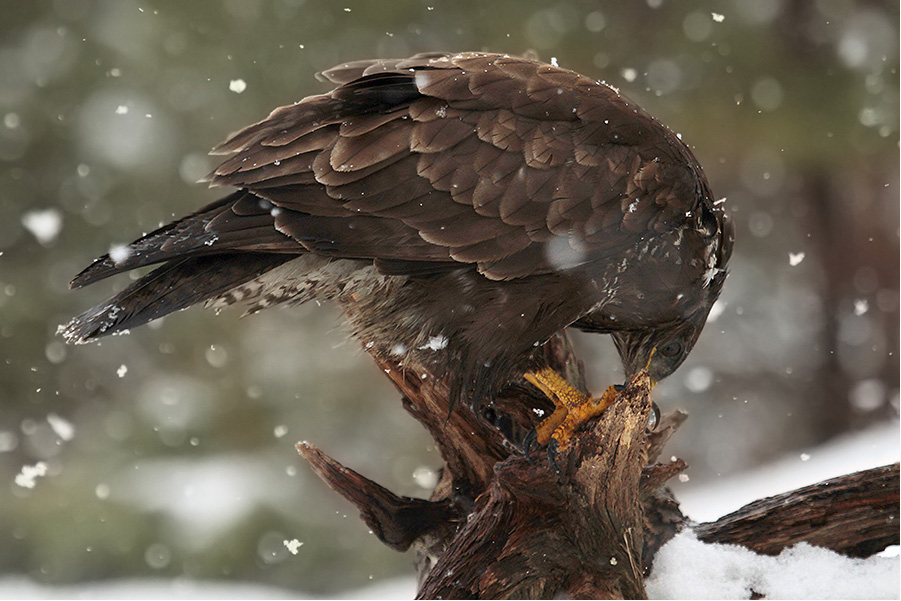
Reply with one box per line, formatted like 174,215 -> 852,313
21,209 -> 63,245
15,462 -> 48,489
418,335 -> 449,351
47,413 -> 75,441
109,244 -> 132,265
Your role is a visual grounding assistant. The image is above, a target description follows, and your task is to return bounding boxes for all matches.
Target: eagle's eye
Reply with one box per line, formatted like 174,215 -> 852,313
659,340 -> 684,358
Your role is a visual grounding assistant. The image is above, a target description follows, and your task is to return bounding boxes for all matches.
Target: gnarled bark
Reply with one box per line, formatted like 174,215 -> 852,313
297,333 -> 899,599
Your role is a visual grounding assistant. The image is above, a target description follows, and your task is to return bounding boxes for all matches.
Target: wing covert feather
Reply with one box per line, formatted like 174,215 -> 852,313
204,52 -> 706,278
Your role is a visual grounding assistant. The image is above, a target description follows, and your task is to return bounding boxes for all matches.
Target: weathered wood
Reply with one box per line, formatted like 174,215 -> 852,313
640,459 -> 689,572
638,410 -> 692,570
296,332 -> 897,599
414,366 -> 653,599
295,442 -> 461,552
299,333 -> 676,598
695,462 -> 900,558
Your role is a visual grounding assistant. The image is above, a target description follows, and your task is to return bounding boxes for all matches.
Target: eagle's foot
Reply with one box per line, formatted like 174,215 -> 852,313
523,367 -> 621,454
546,384 -> 619,453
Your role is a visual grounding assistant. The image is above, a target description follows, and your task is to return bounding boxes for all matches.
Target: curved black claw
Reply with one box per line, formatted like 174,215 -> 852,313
546,438 -> 561,473
521,429 -> 539,460
613,383 -> 626,392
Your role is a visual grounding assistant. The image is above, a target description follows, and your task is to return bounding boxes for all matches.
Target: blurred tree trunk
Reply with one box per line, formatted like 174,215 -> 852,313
803,167 -> 899,442
780,0 -> 899,444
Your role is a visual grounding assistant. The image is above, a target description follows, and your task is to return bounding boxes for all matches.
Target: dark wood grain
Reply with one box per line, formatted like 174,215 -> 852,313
695,463 -> 900,558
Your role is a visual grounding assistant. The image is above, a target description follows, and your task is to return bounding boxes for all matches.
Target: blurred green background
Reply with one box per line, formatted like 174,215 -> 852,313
0,0 -> 897,595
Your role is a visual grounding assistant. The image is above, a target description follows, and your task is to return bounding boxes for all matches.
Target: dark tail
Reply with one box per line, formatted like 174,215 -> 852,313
69,190 -> 297,290
60,253 -> 292,344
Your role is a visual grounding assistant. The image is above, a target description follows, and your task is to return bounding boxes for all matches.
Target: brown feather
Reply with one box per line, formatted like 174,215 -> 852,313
66,51 -> 733,416
449,229 -> 533,263
476,109 -> 522,152
410,117 -> 474,153
329,119 -> 410,171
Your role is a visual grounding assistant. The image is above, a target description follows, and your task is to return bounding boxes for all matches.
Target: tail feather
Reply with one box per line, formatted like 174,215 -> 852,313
69,191 -> 298,290
60,253 -> 292,344
69,195 -> 235,290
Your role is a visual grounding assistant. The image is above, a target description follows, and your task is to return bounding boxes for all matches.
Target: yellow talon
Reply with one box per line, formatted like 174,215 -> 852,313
524,367 -> 621,450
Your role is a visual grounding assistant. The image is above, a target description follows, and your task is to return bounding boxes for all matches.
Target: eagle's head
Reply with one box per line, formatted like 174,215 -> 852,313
611,314 -> 707,384
611,254 -> 730,384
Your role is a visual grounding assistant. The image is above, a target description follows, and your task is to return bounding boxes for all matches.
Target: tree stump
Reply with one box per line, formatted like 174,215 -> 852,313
296,332 -> 899,599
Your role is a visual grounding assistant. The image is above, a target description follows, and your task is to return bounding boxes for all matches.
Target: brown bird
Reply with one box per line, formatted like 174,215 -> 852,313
61,52 -> 733,447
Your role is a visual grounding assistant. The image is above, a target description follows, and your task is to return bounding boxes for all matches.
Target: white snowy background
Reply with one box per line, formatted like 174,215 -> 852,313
1,0 -> 897,599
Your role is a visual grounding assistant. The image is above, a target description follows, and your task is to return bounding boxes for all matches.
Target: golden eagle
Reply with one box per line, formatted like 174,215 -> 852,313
62,52 -> 733,445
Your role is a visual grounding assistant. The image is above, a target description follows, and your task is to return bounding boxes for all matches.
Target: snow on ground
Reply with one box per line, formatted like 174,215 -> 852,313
647,532 -> 899,600
0,576 -> 416,600
339,577 -> 417,599
2,423 -> 897,599
110,454 -> 304,549
0,577 -> 298,600
676,421 -> 899,522
649,420 -> 900,599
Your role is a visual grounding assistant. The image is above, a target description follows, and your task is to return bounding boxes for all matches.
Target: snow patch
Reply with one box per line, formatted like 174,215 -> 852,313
418,335 -> 448,351
647,530 -> 899,600
228,79 -> 247,93
788,252 -> 805,266
0,578 -> 305,599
